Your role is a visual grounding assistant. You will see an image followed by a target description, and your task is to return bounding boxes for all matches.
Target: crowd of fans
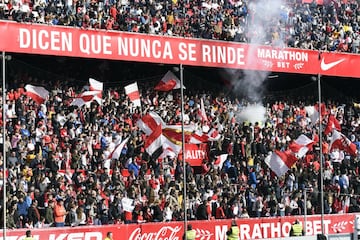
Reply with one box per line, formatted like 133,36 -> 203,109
0,0 -> 360,231
1,0 -> 360,53
0,66 -> 360,229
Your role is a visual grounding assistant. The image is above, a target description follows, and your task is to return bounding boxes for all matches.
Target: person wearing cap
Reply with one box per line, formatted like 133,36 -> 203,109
24,230 -> 34,240
226,219 -> 239,240
183,224 -> 196,240
289,219 -> 304,236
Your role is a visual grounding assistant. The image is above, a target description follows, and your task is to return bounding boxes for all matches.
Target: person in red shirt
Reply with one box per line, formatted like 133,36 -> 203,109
215,202 -> 226,219
206,197 -> 212,220
54,198 -> 67,227
124,209 -> 133,224
137,210 -> 146,223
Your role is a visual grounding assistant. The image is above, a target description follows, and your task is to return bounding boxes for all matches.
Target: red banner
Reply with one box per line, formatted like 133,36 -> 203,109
179,143 -> 208,166
302,0 -> 324,4
0,21 -> 359,78
0,214 -> 355,240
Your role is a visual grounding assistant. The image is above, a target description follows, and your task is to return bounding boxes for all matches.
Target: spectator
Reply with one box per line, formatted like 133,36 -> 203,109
27,200 -> 40,227
54,198 -> 67,227
2,56 -> 360,231
195,199 -> 208,220
44,200 -> 54,226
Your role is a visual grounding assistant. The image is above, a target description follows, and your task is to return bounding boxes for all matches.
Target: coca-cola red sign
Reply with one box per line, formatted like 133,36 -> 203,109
129,226 -> 182,240
0,214 -> 356,240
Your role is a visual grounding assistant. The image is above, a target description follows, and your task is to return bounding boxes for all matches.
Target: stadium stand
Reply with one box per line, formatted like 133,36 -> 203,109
0,58 -> 360,228
0,0 -> 359,53
1,0 -> 360,230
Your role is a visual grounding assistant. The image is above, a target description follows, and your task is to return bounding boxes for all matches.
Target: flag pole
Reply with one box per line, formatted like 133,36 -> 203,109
180,64 -> 188,239
318,72 -> 325,236
2,51 -> 7,240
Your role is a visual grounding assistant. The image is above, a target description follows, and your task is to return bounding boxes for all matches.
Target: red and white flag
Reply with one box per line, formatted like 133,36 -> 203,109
288,134 -> 315,159
154,71 -> 185,91
124,82 -> 141,107
214,154 -> 228,169
160,143 -> 178,159
71,91 -> 102,107
24,84 -> 49,104
108,137 -> 130,160
329,130 -> 357,156
324,114 -> 341,135
189,130 -> 221,144
89,78 -> 103,99
89,78 -> 103,91
145,124 -> 163,156
305,103 -> 326,125
137,111 -> 165,135
198,98 -> 208,122
161,135 -> 182,156
265,150 -> 297,177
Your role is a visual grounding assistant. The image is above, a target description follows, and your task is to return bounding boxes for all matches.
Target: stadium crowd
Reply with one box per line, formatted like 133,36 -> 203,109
0,0 -> 360,230
0,67 -> 360,229
0,0 -> 360,53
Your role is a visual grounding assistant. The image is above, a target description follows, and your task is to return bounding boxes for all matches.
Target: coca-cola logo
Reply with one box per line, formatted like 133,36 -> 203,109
129,226 -> 182,240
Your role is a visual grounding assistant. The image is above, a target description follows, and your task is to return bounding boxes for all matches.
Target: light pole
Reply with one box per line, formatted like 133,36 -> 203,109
317,73 -> 325,236
179,64 -> 188,239
1,51 -> 10,240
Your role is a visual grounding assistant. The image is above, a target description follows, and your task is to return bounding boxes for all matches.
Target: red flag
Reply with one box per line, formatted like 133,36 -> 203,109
89,78 -> 103,99
189,129 -> 221,144
288,134 -> 315,158
305,103 -> 327,125
330,130 -> 357,156
24,84 -> 49,104
324,115 -> 341,135
198,98 -> 208,122
265,150 -> 297,177
124,82 -> 141,107
214,154 -> 228,169
89,78 -> 103,91
108,137 -> 129,160
70,91 -> 102,107
144,124 -> 163,156
154,71 -> 184,91
137,111 -> 165,135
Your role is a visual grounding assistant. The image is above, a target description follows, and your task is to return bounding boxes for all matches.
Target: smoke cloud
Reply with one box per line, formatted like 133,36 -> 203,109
224,0 -> 287,103
236,104 -> 267,126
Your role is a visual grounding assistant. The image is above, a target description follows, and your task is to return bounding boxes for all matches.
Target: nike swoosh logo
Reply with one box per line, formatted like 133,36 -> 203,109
320,58 -> 345,71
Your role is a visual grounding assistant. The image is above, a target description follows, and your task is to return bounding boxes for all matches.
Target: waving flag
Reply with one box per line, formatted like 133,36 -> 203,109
24,84 -> 49,104
198,98 -> 208,122
89,78 -> 103,91
305,103 -> 326,125
124,82 -> 141,107
89,78 -> 103,99
145,124 -> 163,157
329,130 -> 357,156
108,137 -> 130,160
189,129 -> 221,144
214,154 -> 228,170
137,111 -> 165,135
288,134 -> 315,159
71,91 -> 102,107
154,71 -> 185,91
265,150 -> 297,177
324,115 -> 341,135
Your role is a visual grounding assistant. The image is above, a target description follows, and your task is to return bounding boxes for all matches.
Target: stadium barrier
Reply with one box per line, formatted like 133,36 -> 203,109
0,213 -> 357,240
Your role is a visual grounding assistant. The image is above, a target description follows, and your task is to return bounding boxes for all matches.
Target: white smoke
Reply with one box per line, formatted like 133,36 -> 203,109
235,104 -> 266,125
224,0 -> 287,103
